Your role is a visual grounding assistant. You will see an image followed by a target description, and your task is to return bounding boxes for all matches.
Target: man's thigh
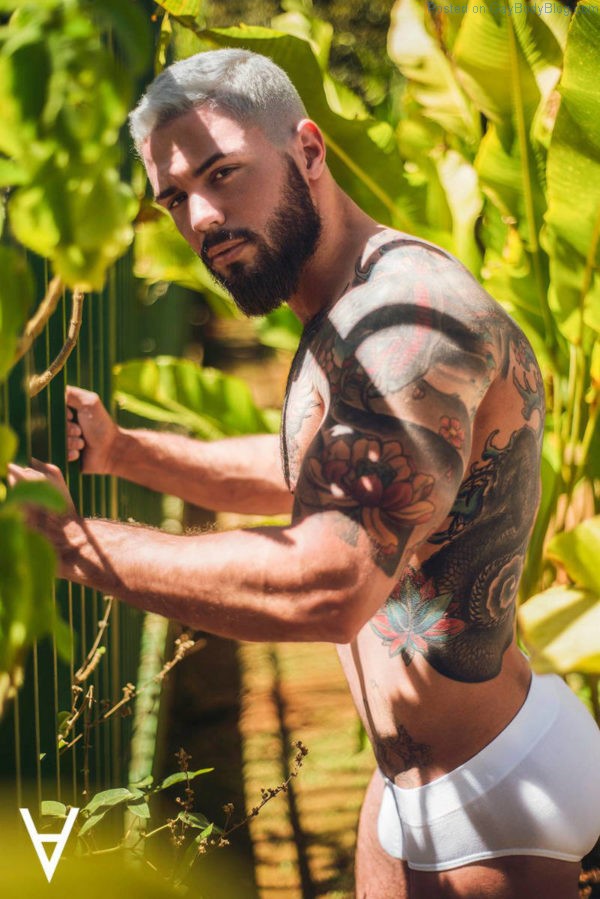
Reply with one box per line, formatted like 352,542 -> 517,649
355,768 -> 581,899
410,857 -> 581,899
355,768 -> 409,899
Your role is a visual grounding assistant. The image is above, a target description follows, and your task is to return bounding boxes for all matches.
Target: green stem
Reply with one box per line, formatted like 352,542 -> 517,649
506,20 -> 556,355
579,204 -> 600,344
568,348 -> 585,456
572,394 -> 599,488
142,822 -> 172,841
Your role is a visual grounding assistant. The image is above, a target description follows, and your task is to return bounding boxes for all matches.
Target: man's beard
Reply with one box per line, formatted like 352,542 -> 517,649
201,155 -> 322,317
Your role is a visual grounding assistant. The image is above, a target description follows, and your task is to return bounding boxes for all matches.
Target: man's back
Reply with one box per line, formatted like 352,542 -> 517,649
282,229 -> 541,786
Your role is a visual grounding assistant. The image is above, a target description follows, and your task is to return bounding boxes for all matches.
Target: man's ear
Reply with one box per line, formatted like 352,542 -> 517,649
296,119 -> 326,179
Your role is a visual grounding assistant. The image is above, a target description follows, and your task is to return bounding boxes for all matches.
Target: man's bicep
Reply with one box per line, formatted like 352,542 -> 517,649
292,408 -> 466,579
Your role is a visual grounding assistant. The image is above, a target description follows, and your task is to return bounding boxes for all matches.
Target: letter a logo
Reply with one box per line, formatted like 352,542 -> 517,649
19,807 -> 79,882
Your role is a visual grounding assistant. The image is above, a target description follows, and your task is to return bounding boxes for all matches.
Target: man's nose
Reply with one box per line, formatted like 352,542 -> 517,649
189,193 -> 225,233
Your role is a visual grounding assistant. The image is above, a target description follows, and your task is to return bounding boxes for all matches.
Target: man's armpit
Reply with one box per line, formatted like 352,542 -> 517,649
293,421 -> 463,576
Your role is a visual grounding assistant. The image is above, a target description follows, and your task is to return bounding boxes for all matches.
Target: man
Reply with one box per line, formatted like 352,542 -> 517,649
9,49 -> 600,898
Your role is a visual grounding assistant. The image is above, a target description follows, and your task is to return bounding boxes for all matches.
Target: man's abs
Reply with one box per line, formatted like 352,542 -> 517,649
338,631 -> 532,788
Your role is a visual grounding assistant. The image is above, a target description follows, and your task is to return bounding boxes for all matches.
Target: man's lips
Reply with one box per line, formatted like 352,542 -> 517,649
204,237 -> 248,264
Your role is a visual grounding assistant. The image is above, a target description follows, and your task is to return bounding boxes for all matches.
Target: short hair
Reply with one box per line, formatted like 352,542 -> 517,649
129,49 -> 307,153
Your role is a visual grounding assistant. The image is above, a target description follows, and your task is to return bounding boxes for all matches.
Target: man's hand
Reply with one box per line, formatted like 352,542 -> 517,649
7,459 -> 76,515
66,386 -> 119,473
6,460 -> 84,579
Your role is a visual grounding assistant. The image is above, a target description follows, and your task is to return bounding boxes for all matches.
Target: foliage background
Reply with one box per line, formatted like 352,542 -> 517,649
0,1 -> 599,890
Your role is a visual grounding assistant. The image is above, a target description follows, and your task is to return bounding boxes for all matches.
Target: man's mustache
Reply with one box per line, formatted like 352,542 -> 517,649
201,228 -> 256,265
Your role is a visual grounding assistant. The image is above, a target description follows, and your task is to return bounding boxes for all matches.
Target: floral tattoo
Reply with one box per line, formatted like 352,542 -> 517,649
303,433 -> 436,571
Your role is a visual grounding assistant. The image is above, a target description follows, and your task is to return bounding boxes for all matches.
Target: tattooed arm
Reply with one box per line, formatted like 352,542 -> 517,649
8,255 -> 499,642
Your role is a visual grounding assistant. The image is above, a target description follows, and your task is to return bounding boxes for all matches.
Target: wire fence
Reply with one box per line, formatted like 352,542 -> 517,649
0,255 -> 165,810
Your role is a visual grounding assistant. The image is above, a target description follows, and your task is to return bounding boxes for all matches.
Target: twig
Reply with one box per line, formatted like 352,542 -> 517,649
75,597 -> 114,683
13,276 -> 64,363
29,287 -> 85,396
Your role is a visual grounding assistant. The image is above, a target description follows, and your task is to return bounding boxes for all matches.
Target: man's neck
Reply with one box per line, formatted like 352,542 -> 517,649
287,189 -> 382,325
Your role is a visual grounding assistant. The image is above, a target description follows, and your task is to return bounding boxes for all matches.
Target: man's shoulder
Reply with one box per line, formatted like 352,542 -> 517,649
325,231 -> 510,357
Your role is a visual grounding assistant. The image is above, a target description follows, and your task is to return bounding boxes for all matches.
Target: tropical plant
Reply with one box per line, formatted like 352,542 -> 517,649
0,0 -> 151,712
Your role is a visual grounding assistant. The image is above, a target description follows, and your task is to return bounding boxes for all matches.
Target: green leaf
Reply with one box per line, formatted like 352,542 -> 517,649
520,440 -> 561,599
435,150 -> 483,274
154,0 -> 202,17
546,515 -> 600,595
387,0 -> 480,145
41,801 -> 67,818
129,775 -> 154,790
127,800 -> 151,819
82,787 -> 137,816
154,768 -> 213,792
0,425 -> 18,477
6,480 -> 67,513
254,306 -> 302,352
57,710 -> 71,737
177,810 -> 211,829
452,2 -> 562,126
78,809 -> 109,837
83,0 -> 152,75
114,357 -> 276,439
0,246 -> 33,381
544,6 -> 600,342
519,585 -> 600,674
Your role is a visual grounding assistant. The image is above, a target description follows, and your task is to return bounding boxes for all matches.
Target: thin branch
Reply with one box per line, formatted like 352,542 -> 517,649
28,287 -> 85,397
75,597 -> 114,684
13,276 -> 64,363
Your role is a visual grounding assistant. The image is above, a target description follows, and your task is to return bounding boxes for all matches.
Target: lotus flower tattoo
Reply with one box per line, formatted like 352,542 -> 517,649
306,435 -> 435,557
371,568 -> 466,664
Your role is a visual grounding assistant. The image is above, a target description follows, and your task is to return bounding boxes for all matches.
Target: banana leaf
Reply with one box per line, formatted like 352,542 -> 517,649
543,5 -> 600,343
387,0 -> 480,148
519,585 -> 600,675
114,356 -> 278,439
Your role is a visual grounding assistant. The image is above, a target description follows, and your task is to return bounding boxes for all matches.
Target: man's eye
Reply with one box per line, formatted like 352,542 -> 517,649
168,193 -> 186,210
213,166 -> 236,182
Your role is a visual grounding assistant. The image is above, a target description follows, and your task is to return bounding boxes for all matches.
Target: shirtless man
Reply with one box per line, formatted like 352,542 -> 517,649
9,49 -> 600,898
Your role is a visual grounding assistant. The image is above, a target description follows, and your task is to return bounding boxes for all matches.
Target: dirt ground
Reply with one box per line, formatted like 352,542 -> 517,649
239,641 -> 375,899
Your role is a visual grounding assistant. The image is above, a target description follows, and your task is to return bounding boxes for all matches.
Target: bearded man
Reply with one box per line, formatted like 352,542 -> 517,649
10,49 -> 600,898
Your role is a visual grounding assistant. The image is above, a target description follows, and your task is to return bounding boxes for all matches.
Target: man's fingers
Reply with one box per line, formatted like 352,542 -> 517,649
65,384 -> 98,408
31,458 -> 59,475
7,462 -> 44,486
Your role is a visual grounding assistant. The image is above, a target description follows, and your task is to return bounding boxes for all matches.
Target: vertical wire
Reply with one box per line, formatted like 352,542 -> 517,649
45,259 -> 62,804
60,290 -> 78,805
1,378 -> 22,806
74,306 -> 85,804
24,342 -> 43,810
99,279 -> 121,788
108,266 -> 124,792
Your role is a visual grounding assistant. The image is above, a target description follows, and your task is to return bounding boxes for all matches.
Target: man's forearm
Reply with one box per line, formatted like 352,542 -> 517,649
58,515 -> 366,643
109,430 -> 293,515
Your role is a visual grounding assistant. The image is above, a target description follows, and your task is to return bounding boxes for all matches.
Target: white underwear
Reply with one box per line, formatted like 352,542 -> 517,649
377,672 -> 600,871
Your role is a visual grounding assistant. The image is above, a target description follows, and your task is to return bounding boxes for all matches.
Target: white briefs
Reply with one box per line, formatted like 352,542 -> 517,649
377,671 -> 600,871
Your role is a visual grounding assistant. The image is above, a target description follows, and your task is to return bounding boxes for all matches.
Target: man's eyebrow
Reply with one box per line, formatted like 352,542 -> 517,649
154,152 -> 229,202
